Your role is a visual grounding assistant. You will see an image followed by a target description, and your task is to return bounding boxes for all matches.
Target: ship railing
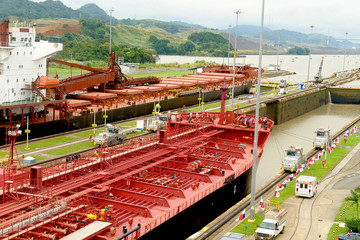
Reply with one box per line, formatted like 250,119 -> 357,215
4,42 -> 33,48
101,135 -> 159,162
0,98 -> 44,106
0,197 -> 85,238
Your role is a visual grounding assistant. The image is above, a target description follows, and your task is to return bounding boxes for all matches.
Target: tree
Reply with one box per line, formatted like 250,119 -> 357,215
346,189 -> 360,218
117,47 -> 156,63
187,32 -> 229,57
287,46 -> 310,55
148,35 -> 176,55
80,19 -> 108,39
178,41 -> 196,55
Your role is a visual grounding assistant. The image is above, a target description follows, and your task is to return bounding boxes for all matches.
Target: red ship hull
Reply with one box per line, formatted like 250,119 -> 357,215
0,90 -> 273,240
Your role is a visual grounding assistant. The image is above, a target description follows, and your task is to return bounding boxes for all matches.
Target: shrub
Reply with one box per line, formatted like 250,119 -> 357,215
345,218 -> 360,232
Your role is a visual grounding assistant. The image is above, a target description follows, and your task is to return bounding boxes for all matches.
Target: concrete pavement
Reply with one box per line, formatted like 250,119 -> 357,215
276,141 -> 360,240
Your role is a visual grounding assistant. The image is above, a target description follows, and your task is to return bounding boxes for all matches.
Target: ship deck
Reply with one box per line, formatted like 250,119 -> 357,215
0,108 -> 273,240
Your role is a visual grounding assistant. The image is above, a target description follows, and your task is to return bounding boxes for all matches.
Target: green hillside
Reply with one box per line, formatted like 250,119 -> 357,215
0,0 -> 236,62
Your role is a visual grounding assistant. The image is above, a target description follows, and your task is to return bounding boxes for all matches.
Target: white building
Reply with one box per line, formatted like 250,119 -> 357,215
0,19 -> 62,114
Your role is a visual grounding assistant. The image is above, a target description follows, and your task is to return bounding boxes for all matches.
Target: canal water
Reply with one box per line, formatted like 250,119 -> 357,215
159,54 -> 360,84
158,54 -> 360,188
256,103 -> 360,188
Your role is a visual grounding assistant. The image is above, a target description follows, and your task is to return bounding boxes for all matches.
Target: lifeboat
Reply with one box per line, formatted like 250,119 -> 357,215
37,76 -> 59,89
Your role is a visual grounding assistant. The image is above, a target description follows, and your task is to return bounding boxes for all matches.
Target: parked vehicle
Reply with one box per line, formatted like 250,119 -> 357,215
281,146 -> 306,172
148,113 -> 168,132
254,208 -> 287,240
313,128 -> 331,149
249,85 -> 256,94
338,233 -> 360,240
278,80 -> 289,95
93,124 -> 126,146
295,175 -> 317,198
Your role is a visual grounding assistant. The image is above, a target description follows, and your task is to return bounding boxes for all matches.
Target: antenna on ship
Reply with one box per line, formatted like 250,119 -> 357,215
249,0 -> 266,221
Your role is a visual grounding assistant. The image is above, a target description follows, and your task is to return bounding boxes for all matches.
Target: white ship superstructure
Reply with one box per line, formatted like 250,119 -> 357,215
0,19 -> 62,115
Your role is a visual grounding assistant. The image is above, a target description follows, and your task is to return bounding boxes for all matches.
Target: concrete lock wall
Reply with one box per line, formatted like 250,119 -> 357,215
273,88 -> 327,124
242,88 -> 328,125
329,87 -> 360,104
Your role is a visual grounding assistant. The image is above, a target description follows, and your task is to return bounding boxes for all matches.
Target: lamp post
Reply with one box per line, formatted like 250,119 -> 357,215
342,32 -> 348,77
277,32 -> 280,70
306,25 -> 314,86
249,0 -> 265,221
25,116 -> 30,150
104,105 -> 108,125
109,8 -> 114,54
227,25 -> 232,66
231,10 -> 241,108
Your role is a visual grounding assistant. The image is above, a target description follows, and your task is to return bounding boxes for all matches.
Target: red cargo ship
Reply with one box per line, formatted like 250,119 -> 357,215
0,83 -> 273,240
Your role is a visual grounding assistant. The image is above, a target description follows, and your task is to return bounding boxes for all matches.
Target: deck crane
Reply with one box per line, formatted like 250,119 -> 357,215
314,56 -> 324,84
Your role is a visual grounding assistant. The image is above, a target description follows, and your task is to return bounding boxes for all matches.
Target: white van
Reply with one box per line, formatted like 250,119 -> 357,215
295,176 -> 317,198
254,208 -> 287,240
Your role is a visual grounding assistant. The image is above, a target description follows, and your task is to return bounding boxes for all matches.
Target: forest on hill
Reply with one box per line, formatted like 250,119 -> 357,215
3,0 -> 355,64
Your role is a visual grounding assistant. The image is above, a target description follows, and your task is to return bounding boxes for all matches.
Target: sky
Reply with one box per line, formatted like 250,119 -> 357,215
31,0 -> 360,40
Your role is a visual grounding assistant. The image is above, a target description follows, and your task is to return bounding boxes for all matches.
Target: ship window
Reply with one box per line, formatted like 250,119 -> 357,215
11,88 -> 14,93
11,37 -> 16,41
14,93 -> 16,96
21,38 -> 24,41
17,52 -> 19,55
29,38 -> 32,42
7,66 -> 9,69
24,52 -> 25,55
7,80 -> 9,83
30,51 -> 32,55
9,52 -> 12,55
24,38 -> 27,41
23,78 -> 25,82
16,79 -> 18,82
287,151 -> 295,156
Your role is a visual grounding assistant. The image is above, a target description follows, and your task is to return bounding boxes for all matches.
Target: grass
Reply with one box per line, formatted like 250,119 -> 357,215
126,131 -> 145,137
127,70 -> 192,78
48,66 -> 90,75
328,223 -> 349,240
17,137 -> 77,151
269,147 -> 348,204
74,129 -> 104,137
44,141 -> 95,155
338,133 -> 360,147
0,152 -> 8,157
118,121 -> 137,127
231,214 -> 265,235
328,192 -> 360,240
288,90 -> 299,94
188,102 -> 246,112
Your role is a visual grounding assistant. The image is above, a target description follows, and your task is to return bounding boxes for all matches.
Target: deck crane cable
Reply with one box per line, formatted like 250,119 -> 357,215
274,137 -> 285,160
278,130 -> 313,142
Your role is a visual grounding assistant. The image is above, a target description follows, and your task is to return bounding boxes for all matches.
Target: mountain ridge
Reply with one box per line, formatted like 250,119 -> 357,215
2,0 -> 357,53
